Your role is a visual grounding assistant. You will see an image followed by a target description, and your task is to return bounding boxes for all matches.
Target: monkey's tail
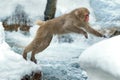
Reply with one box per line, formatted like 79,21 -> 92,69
35,20 -> 45,26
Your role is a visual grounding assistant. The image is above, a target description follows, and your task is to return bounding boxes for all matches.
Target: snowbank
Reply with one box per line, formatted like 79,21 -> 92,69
0,22 -> 41,80
79,35 -> 120,80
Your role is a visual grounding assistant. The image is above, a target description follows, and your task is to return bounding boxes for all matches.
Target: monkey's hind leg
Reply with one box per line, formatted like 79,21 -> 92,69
22,43 -> 34,60
30,35 -> 53,63
31,50 -> 37,63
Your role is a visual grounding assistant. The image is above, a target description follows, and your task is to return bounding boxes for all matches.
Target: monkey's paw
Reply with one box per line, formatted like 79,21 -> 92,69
103,35 -> 109,38
84,32 -> 88,39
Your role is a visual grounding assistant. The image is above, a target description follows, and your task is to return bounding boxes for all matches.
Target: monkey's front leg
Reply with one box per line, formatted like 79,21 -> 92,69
84,24 -> 104,37
66,25 -> 88,38
77,28 -> 88,38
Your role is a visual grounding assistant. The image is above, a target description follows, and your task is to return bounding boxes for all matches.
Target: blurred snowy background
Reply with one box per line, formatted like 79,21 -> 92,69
0,0 -> 120,80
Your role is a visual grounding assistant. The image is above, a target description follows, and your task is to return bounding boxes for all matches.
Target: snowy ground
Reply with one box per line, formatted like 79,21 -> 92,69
0,0 -> 120,80
0,22 -> 41,80
79,35 -> 120,80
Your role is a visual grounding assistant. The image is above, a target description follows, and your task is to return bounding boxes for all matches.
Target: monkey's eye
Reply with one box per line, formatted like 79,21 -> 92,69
85,14 -> 89,16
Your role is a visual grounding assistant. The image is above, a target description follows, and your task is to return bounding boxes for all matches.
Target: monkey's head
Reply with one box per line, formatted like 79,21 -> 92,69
74,7 -> 90,22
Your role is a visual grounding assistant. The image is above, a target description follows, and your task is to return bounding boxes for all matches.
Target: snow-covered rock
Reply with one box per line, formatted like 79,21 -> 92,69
79,35 -> 120,80
0,22 -> 42,80
0,22 -> 5,44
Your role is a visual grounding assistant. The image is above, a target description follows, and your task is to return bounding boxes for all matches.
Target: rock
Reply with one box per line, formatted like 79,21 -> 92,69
21,71 -> 42,80
99,27 -> 120,37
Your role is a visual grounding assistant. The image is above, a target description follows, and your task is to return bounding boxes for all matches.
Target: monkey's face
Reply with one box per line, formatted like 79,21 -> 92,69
75,8 -> 90,22
84,13 -> 89,22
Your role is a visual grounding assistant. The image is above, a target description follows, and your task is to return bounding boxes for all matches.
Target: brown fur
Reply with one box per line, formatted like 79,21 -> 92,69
35,20 -> 45,26
23,7 -> 104,63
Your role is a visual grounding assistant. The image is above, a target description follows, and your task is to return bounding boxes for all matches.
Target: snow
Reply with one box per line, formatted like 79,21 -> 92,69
0,22 -> 41,80
0,0 -> 120,80
0,0 -> 47,19
90,0 -> 120,27
79,35 -> 120,80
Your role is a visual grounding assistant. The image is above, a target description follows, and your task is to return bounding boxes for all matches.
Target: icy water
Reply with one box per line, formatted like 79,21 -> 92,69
40,57 -> 86,80
36,43 -> 88,80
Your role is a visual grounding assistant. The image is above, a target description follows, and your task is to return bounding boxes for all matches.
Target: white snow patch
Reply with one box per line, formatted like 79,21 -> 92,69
79,35 -> 120,80
0,22 -> 41,80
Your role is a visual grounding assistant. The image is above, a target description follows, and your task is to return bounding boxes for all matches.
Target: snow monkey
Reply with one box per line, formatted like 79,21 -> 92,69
23,7 -> 105,63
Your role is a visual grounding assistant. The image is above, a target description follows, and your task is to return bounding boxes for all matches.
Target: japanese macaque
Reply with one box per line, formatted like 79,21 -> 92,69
23,7 -> 105,63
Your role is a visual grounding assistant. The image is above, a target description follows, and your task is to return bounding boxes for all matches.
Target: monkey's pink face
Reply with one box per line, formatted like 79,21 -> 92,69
75,8 -> 90,22
84,13 -> 89,22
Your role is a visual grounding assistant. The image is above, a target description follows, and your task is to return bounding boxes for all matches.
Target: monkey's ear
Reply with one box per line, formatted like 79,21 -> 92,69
75,10 -> 81,17
74,9 -> 83,20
